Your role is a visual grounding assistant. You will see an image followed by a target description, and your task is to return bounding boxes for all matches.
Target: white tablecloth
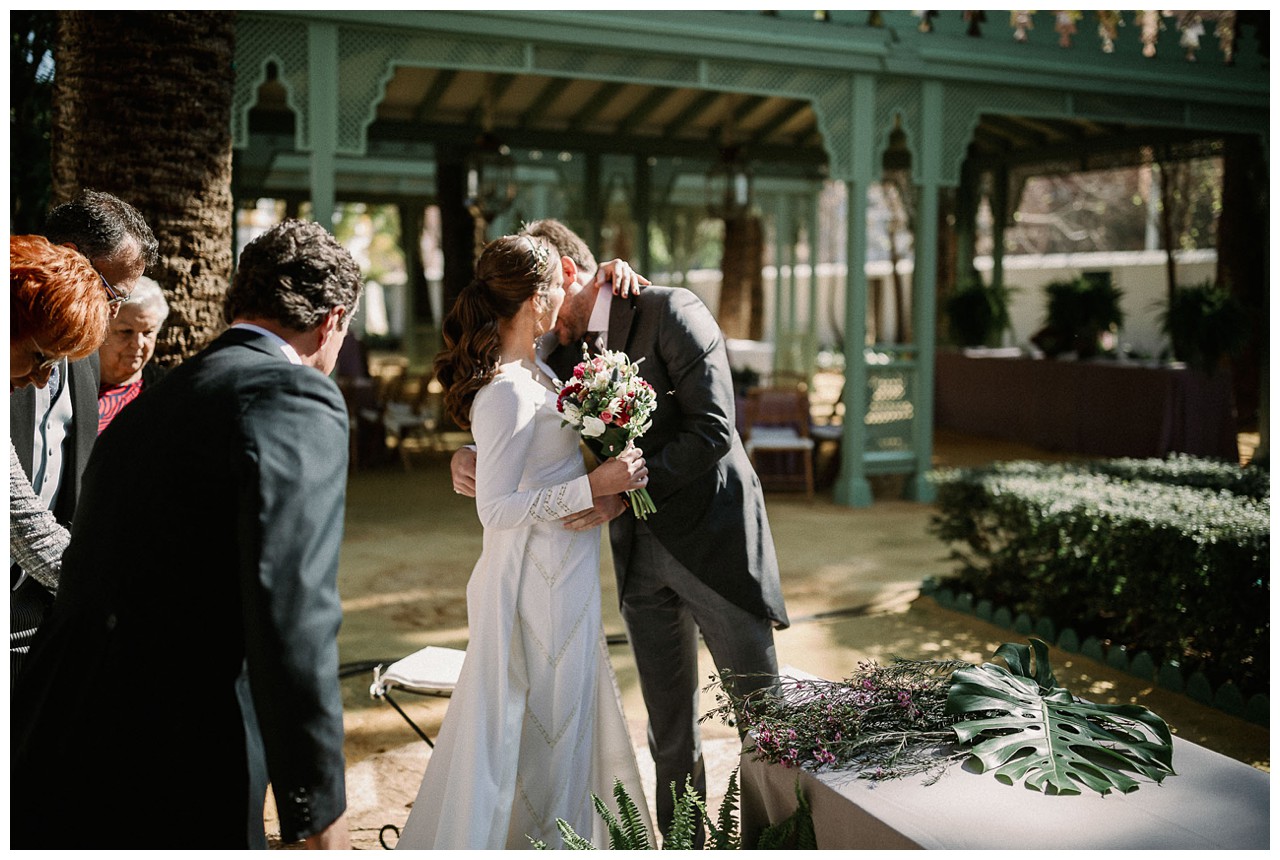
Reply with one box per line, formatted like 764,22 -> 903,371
740,735 -> 1269,849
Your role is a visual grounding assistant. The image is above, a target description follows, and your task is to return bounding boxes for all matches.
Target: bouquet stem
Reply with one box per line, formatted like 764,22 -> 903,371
627,488 -> 657,520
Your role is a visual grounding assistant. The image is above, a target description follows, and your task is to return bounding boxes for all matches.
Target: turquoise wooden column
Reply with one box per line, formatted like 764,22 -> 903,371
905,80 -> 942,503
783,193 -> 793,368
990,162 -> 1009,300
307,21 -> 338,230
834,73 -> 875,508
773,194 -> 793,376
808,186 -> 822,365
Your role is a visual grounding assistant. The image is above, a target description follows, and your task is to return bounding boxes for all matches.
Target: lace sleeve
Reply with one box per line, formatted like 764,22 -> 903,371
10,439 -> 68,593
471,376 -> 591,530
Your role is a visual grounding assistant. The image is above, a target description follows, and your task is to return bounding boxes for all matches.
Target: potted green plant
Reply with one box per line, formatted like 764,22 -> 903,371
1034,275 -> 1124,359
1159,280 -> 1248,372
944,278 -> 1014,347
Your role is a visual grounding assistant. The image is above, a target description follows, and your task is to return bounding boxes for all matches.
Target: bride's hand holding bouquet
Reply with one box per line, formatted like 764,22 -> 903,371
557,346 -> 659,519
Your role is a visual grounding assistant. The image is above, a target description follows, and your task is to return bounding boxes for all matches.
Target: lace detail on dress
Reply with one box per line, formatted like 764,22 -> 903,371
526,482 -> 578,522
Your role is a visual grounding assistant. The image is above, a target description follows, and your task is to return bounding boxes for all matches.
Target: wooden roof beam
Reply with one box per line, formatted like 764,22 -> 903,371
411,69 -> 458,124
618,86 -> 678,134
519,77 -> 573,129
569,81 -> 626,131
732,95 -> 770,125
662,90 -> 721,138
980,115 -> 1041,148
469,73 -> 518,126
749,100 -> 810,145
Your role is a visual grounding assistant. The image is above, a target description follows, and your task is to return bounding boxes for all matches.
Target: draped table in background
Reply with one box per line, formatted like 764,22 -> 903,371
934,352 -> 1238,461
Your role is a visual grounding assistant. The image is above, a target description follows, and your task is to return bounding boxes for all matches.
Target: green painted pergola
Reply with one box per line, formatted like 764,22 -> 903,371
230,10 -> 1268,507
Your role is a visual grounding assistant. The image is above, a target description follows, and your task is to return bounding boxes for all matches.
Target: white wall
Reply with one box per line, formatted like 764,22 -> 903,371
655,248 -> 1218,361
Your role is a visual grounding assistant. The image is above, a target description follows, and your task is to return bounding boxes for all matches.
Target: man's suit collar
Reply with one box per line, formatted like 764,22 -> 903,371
229,323 -> 304,364
214,325 -> 299,363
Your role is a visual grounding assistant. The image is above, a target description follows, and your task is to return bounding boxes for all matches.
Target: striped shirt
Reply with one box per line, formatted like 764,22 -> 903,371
97,379 -> 145,435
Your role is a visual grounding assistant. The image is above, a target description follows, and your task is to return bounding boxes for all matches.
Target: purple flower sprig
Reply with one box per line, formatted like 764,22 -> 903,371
703,658 -> 974,782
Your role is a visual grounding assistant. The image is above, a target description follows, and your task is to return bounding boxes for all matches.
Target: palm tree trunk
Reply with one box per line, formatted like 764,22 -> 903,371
53,11 -> 235,365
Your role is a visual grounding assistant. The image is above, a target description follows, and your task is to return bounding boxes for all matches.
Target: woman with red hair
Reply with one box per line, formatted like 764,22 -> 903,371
10,234 -> 111,676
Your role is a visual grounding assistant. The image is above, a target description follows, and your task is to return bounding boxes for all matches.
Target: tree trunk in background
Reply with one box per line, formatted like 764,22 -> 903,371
1217,134 -> 1267,433
53,11 -> 235,365
436,145 -> 475,322
718,214 -> 764,340
398,199 -> 433,327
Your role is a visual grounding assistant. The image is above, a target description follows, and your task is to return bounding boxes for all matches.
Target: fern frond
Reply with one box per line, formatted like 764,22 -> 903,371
554,817 -> 597,850
661,776 -> 698,850
755,777 -> 815,849
792,779 -> 816,850
706,766 -> 741,850
611,778 -> 653,849
591,792 -> 627,849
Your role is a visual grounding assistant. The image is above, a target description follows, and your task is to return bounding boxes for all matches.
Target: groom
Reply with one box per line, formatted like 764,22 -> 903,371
454,219 -> 788,845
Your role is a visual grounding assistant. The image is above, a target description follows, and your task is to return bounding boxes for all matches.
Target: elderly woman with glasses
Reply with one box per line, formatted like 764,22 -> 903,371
97,275 -> 170,433
10,234 -> 111,679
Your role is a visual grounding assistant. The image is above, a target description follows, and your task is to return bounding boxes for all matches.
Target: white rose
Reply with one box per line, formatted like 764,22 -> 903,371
581,415 -> 607,438
561,403 -> 582,425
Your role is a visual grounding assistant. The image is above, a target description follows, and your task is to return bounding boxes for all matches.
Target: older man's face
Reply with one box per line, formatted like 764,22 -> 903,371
93,238 -> 146,300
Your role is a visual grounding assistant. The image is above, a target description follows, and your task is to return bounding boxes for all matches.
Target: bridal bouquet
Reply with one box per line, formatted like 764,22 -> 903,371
556,345 -> 658,519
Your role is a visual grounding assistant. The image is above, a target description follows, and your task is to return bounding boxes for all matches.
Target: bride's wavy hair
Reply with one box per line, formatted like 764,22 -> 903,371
434,234 -> 557,429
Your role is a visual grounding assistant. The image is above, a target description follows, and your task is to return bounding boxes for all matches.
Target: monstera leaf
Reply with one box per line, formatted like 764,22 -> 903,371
946,639 -> 1175,796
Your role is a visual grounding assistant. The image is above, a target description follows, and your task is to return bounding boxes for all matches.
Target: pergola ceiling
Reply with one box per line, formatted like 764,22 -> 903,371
246,61 -> 1231,191
250,67 -> 829,176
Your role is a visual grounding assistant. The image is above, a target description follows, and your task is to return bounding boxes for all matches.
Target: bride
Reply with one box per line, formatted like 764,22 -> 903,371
397,235 -> 653,849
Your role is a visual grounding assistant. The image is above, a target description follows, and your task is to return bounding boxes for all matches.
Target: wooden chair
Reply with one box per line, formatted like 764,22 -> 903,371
742,386 -> 815,499
376,370 -> 444,471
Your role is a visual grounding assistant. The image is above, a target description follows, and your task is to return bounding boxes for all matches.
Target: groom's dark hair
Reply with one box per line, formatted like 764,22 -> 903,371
520,219 -> 597,279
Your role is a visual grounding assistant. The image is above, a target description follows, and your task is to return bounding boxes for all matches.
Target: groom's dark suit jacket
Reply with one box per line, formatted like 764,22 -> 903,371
11,329 -> 349,849
547,286 -> 788,628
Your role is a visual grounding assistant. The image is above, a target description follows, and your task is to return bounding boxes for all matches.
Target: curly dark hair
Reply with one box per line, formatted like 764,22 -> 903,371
224,219 -> 363,331
434,235 -> 557,429
44,189 -> 159,269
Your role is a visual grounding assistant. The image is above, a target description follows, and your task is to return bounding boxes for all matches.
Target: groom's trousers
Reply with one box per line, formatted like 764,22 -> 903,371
619,521 -> 778,848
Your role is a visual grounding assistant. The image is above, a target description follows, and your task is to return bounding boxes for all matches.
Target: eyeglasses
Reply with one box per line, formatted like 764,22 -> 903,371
29,342 -> 60,372
99,272 -> 129,310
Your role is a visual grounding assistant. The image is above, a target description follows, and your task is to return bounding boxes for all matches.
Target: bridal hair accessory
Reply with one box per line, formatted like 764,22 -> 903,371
556,345 -> 658,519
524,235 -> 551,274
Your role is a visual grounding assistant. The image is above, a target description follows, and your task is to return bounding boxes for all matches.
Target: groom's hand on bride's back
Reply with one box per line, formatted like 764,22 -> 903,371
451,446 -> 478,497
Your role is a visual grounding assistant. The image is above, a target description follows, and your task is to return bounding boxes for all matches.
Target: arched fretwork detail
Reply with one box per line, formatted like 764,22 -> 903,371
231,17 -> 310,151
703,60 -> 853,181
872,75 -> 924,182
334,24 -> 527,156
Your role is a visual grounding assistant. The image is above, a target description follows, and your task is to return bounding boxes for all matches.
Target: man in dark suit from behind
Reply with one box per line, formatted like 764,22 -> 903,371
10,190 -> 159,681
12,219 -> 362,849
453,220 -> 788,846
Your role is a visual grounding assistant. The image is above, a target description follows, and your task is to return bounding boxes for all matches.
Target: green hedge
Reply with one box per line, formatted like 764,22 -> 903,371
930,458 -> 1269,696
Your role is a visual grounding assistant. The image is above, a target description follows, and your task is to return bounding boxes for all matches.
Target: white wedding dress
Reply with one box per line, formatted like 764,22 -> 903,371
397,362 -> 652,850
